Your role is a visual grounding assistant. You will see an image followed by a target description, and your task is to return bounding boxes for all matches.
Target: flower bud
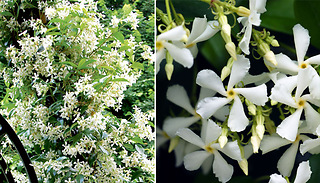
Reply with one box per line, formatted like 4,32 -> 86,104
238,159 -> 249,175
265,117 -> 276,134
219,14 -> 228,26
256,124 -> 265,140
264,50 -> 277,66
221,24 -> 231,43
251,135 -> 261,153
270,100 -> 278,106
236,6 -> 251,17
225,42 -> 237,60
221,66 -> 231,81
218,127 -> 229,148
271,39 -> 280,47
165,63 -> 174,80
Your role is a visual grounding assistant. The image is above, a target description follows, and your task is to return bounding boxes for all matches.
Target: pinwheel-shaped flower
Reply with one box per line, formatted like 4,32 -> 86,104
156,26 -> 193,73
271,24 -> 320,98
176,119 -> 242,183
269,66 -> 320,141
238,0 -> 267,54
196,55 -> 268,132
185,17 -> 219,57
269,161 -> 311,183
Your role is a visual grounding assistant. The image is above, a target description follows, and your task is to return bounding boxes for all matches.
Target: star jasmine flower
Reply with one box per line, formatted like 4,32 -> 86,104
176,119 -> 242,183
156,26 -> 194,73
196,55 -> 268,132
185,17 -> 219,57
300,126 -> 320,156
268,161 -> 311,183
270,24 -> 320,98
238,0 -> 267,54
269,67 -> 320,141
260,131 -> 310,177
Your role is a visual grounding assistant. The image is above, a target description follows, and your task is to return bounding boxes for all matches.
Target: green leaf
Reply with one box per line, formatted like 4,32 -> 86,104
131,62 -> 144,70
110,78 -> 129,82
0,11 -> 14,17
294,0 -> 320,49
113,32 -> 125,43
78,59 -> 96,70
123,143 -> 135,151
76,174 -> 84,183
261,0 -> 298,35
60,61 -> 77,68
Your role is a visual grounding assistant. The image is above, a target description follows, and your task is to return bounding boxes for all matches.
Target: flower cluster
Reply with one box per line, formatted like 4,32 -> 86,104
0,0 -> 154,182
157,0 -> 320,182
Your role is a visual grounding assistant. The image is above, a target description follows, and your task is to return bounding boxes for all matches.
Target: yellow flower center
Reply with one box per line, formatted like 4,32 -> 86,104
227,89 -> 236,99
297,99 -> 305,108
156,40 -> 164,50
204,144 -> 215,154
299,62 -> 308,69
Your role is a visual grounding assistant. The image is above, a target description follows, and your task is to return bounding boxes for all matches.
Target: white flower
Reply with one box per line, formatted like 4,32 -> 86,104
176,119 -> 242,183
185,17 -> 219,57
238,0 -> 267,54
196,55 -> 268,132
156,26 -> 193,73
270,67 -> 320,141
268,161 -> 311,183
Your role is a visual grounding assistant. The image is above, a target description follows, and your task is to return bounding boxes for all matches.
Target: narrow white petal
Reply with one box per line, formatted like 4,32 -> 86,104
212,105 -> 229,122
184,151 -> 212,171
205,119 -> 222,144
157,26 -> 186,41
242,72 -> 270,86
167,85 -> 195,115
196,69 -> 226,95
188,44 -> 198,58
163,42 -> 194,68
295,66 -> 314,99
156,48 -> 166,73
293,24 -> 310,64
196,97 -> 231,119
260,134 -> 292,154
198,87 -> 216,102
187,17 -> 208,44
234,84 -> 268,106
156,136 -> 169,149
213,151 -> 234,183
300,138 -> 320,155
270,83 -> 297,108
239,24 -> 252,55
217,141 -> 242,161
228,96 -> 249,132
201,154 -> 214,174
277,141 -> 299,177
309,72 -> 320,99
308,145 -> 320,154
269,174 -> 287,183
255,0 -> 267,13
304,103 -> 320,133
163,116 -> 200,137
305,54 -> 320,65
228,55 -> 250,90
174,140 -> 186,167
176,128 -> 205,148
303,94 -> 320,107
293,161 -> 312,183
274,53 -> 299,75
277,108 -> 303,141
192,20 -> 220,43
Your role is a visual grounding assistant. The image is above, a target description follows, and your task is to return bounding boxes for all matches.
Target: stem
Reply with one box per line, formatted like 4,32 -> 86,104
165,0 -> 172,23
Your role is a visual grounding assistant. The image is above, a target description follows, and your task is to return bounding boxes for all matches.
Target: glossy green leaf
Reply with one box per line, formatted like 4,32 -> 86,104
294,0 -> 320,49
131,62 -> 144,70
76,174 -> 84,183
260,0 -> 298,35
113,32 -> 125,43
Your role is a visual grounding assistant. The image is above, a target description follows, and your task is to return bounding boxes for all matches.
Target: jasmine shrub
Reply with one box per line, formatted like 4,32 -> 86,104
0,0 -> 154,182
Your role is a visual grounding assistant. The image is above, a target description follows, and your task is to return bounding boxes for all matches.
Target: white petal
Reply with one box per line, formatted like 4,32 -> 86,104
228,95 -> 249,132
167,85 -> 195,115
205,119 -> 222,144
174,140 -> 186,167
242,72 -> 271,86
163,42 -> 194,68
212,105 -> 229,122
309,72 -> 320,99
293,24 -> 310,64
213,150 -> 234,183
216,141 -> 242,161
196,69 -> 226,96
201,154 -> 214,174
274,53 -> 299,75
239,24 -> 252,55
198,87 -> 216,102
228,55 -> 250,90
295,66 -> 315,99
196,97 -> 231,119
176,128 -> 205,148
192,21 -> 219,44
260,134 -> 292,154
303,94 -> 320,107
255,0 -> 267,13
269,174 -> 287,183
156,48 -> 165,73
234,84 -> 268,106
156,135 -> 169,149
163,116 -> 200,137
277,108 -> 303,141
184,151 -> 212,171
308,145 -> 320,154
277,141 -> 299,177
270,81 -> 297,108
157,26 -> 186,41
304,102 -> 320,133
188,44 -> 198,58
300,138 -> 320,155
293,161 -> 312,183
187,17 -> 208,44
305,54 -> 320,65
